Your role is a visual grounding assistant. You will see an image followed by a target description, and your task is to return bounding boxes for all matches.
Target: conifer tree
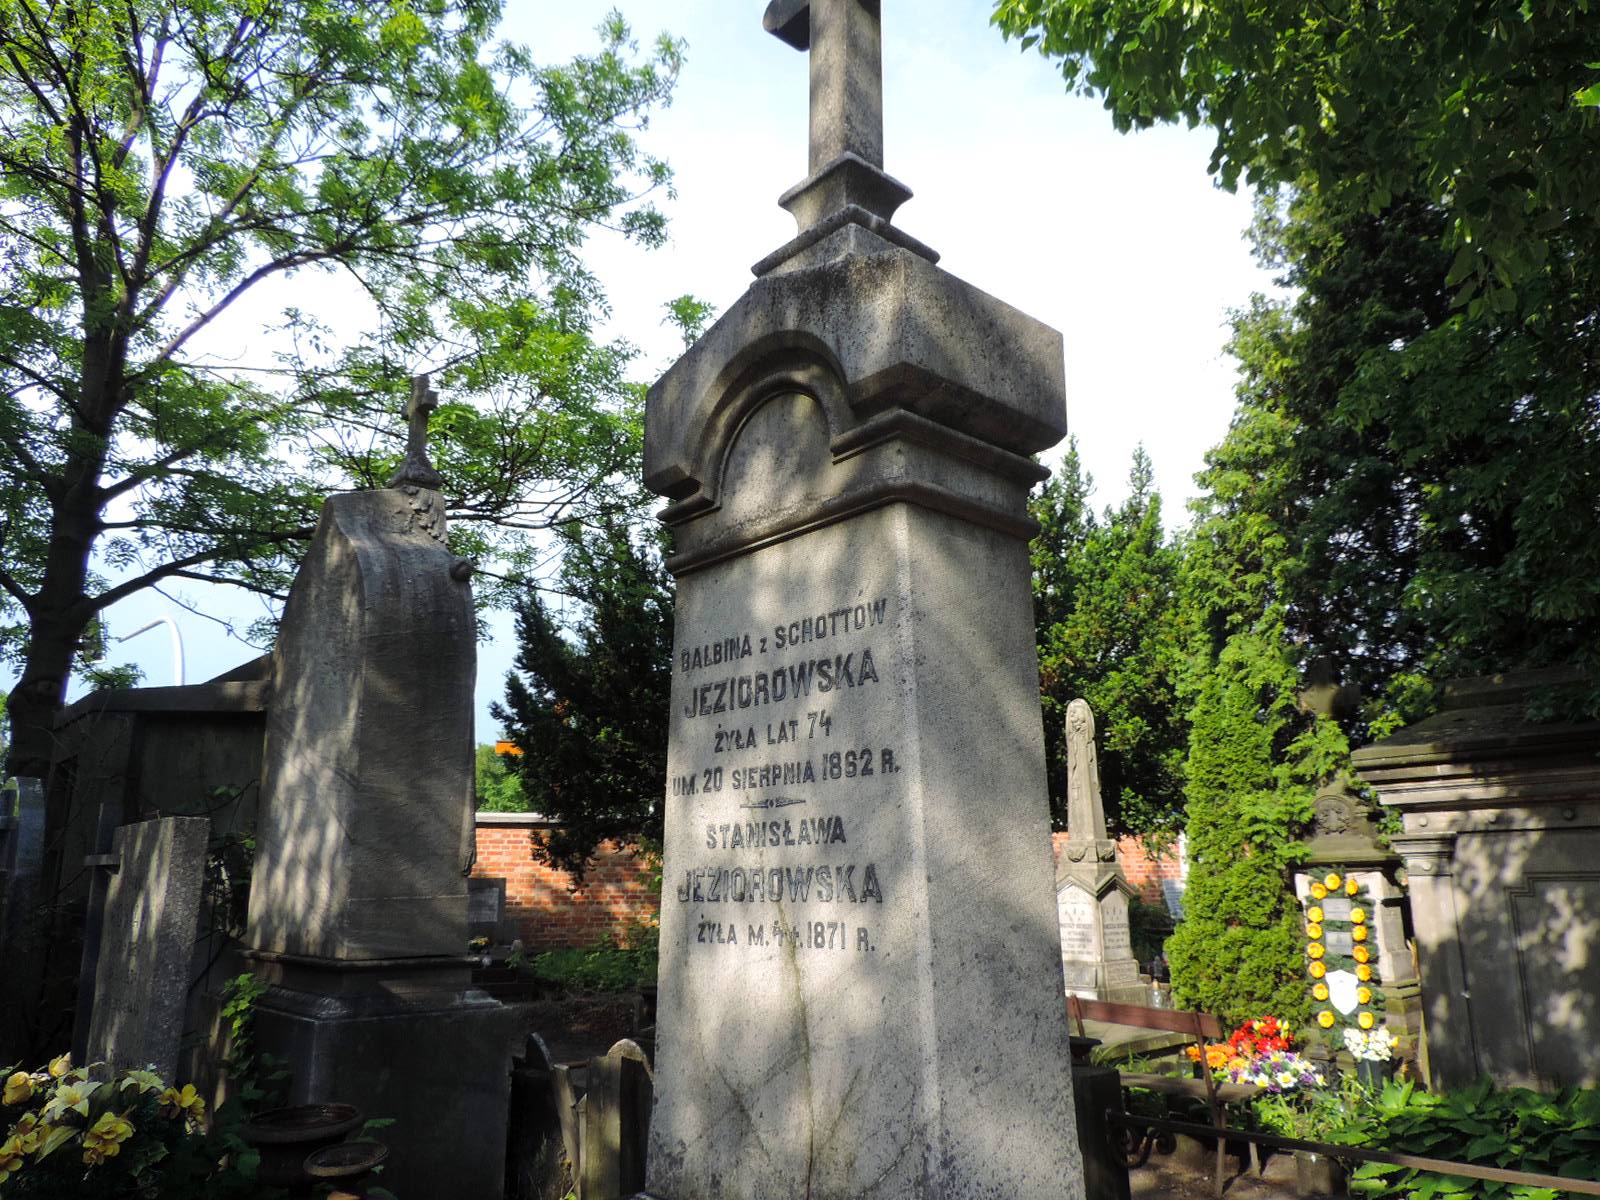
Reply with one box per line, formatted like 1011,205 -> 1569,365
1032,444 -> 1186,838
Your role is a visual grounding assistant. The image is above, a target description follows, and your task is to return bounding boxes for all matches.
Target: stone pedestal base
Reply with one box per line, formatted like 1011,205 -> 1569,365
246,952 -> 522,1200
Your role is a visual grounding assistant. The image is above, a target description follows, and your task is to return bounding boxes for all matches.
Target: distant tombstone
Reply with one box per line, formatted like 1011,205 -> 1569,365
468,877 -> 507,941
85,816 -> 209,1079
1057,700 -> 1144,1001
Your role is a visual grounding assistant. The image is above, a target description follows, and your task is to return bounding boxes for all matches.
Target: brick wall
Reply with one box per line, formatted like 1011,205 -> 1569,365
472,814 -> 661,950
473,816 -> 1184,949
1049,832 -> 1187,911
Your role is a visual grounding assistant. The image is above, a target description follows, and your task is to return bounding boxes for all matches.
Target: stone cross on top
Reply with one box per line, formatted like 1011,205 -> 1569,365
388,373 -> 445,490
757,0 -> 937,275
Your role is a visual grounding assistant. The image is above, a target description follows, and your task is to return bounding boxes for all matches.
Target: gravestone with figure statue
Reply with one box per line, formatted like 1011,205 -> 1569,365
242,375 -> 520,1199
636,4 -> 1085,1198
1056,699 -> 1144,1002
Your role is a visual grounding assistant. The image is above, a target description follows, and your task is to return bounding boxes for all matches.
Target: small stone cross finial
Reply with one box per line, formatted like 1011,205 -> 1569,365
757,0 -> 936,275
389,373 -> 445,490
764,0 -> 883,173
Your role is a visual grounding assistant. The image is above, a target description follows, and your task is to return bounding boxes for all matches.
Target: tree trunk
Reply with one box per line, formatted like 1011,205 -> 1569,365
5,360 -> 114,779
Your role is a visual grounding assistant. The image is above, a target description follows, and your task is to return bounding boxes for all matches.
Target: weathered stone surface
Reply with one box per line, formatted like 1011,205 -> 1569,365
243,481 -> 515,1198
1056,700 -> 1143,1001
246,486 -> 476,960
1353,668 -> 1600,1089
85,816 -> 210,1078
642,243 -> 1080,1200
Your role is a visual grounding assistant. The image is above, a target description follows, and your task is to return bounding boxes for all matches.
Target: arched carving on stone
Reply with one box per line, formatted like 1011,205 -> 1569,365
657,332 -> 849,524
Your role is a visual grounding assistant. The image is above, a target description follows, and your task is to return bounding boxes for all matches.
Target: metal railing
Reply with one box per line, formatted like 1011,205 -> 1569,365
1108,1110 -> 1600,1197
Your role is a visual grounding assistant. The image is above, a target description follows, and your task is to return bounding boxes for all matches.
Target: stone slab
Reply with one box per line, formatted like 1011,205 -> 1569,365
85,816 -> 210,1078
247,488 -> 476,960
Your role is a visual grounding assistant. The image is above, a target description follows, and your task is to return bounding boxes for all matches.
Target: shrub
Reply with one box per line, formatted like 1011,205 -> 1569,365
1344,1078 -> 1600,1200
529,938 -> 658,993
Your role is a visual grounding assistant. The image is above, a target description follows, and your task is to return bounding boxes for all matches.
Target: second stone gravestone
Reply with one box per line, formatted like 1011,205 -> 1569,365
85,815 -> 210,1079
637,5 -> 1084,1198
1056,699 -> 1144,1001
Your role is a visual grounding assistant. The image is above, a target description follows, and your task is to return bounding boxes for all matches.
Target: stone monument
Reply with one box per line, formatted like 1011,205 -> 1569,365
1353,667 -> 1600,1090
1292,659 -> 1419,1048
84,816 -> 210,1079
243,375 -> 519,1199
1056,699 -> 1143,1001
637,5 -> 1085,1198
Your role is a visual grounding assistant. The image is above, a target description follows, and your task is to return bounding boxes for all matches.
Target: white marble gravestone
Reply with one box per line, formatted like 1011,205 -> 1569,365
1056,699 -> 1144,1001
636,5 -> 1085,1199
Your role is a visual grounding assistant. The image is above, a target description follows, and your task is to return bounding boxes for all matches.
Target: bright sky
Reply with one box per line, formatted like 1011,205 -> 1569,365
51,0 -> 1280,740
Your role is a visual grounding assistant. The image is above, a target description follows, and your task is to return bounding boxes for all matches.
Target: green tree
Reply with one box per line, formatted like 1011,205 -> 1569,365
1032,443 -> 1187,839
991,0 -> 1600,315
1164,626 -> 1321,1029
0,0 -> 683,775
474,742 -> 527,813
492,518 -> 672,880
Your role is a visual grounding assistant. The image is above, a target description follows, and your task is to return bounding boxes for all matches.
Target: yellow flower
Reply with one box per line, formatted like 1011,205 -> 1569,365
10,1113 -> 43,1154
1313,983 -> 1330,1001
1307,906 -> 1325,924
41,1081 -> 96,1122
46,1054 -> 71,1079
0,1134 -> 24,1182
1357,987 -> 1373,1005
1350,907 -> 1367,924
1353,926 -> 1369,943
1317,1010 -> 1336,1028
1357,1011 -> 1376,1030
1356,964 -> 1373,982
1306,923 -> 1324,939
159,1084 -> 205,1122
1324,873 -> 1343,890
1307,943 -> 1325,960
1353,945 -> 1371,964
1309,961 -> 1327,979
1346,878 -> 1360,896
3,1071 -> 32,1105
82,1111 -> 133,1163
1311,883 -> 1328,900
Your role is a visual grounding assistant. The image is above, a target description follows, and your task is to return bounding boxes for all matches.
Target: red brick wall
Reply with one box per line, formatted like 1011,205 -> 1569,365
474,820 -> 1182,949
472,818 -> 661,950
1049,833 -> 1186,911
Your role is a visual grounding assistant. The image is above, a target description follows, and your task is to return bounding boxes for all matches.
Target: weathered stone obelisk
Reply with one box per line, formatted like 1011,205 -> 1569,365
637,5 -> 1086,1198
1056,699 -> 1144,1001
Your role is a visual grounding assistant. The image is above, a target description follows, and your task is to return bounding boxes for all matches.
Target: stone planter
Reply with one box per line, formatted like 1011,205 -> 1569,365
240,1103 -> 363,1189
305,1139 -> 390,1198
1295,1151 -> 1347,1199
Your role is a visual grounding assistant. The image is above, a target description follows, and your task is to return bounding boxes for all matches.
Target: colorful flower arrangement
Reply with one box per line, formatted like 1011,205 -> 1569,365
1185,1016 -> 1323,1092
0,1054 -> 246,1194
1303,869 -> 1385,1041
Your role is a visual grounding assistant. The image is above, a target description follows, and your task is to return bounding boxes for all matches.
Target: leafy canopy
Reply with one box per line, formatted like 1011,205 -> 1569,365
0,0 -> 682,773
992,0 -> 1600,316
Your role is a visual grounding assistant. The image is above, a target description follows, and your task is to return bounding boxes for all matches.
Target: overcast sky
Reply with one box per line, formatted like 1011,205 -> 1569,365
52,1 -> 1281,739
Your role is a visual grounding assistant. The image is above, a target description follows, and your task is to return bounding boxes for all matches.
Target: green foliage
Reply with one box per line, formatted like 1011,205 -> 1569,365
1341,1078 -> 1600,1200
0,0 -> 684,774
991,0 -> 1600,317
493,519 -> 672,880
474,743 -> 529,813
528,937 -> 658,993
1031,443 -> 1187,839
1251,1072 -> 1379,1145
1165,628 -> 1331,1029
0,1056 -> 268,1197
